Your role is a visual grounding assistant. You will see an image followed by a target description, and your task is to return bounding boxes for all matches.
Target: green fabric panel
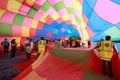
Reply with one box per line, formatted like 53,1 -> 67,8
104,26 -> 120,41
67,29 -> 71,33
0,23 -> 12,36
67,8 -> 74,14
83,69 -> 116,80
54,1 -> 65,11
51,48 -> 91,66
53,29 -> 59,34
13,14 -> 24,25
32,6 -> 39,11
27,7 -> 37,18
75,16 -> 81,24
40,2 -> 51,12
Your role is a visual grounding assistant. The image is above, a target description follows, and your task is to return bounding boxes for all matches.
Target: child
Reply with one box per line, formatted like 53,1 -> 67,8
25,44 -> 31,60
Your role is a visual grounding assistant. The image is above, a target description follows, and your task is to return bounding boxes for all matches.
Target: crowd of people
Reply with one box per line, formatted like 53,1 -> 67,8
0,35 -> 119,78
0,37 -> 91,59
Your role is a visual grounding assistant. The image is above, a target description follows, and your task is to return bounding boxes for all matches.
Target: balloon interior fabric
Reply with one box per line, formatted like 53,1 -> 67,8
0,0 -> 120,52
83,0 -> 120,52
13,44 -> 120,80
0,0 -> 120,80
0,0 -> 85,40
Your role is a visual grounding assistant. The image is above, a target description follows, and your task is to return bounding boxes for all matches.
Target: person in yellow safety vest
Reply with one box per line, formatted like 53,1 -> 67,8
93,35 -> 117,77
96,39 -> 104,52
36,37 -> 46,59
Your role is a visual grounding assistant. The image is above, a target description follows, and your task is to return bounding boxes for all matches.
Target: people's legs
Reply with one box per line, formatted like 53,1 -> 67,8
6,46 -> 9,54
108,60 -> 113,77
26,53 -> 29,59
11,51 -> 14,58
102,60 -> 107,75
3,46 -> 6,54
28,53 -> 31,59
11,47 -> 16,58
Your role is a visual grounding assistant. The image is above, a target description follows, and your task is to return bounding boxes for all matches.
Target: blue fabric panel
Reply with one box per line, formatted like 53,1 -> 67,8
43,24 -> 55,33
82,0 -> 93,18
50,21 -> 59,28
114,42 -> 120,53
111,0 -> 120,4
67,24 -> 80,36
56,22 -> 66,30
36,29 -> 47,37
116,22 -> 120,30
88,12 -> 113,34
90,32 -> 106,41
60,22 -> 69,30
52,34 -> 60,40
87,0 -> 97,8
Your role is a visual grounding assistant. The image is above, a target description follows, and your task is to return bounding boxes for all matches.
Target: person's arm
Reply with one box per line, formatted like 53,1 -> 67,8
93,42 -> 101,49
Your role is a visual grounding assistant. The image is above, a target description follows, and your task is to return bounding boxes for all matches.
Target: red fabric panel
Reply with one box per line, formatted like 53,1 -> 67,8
30,28 -> 36,37
46,32 -> 52,38
20,37 -> 27,45
35,54 -> 85,80
0,46 -> 3,52
112,52 -> 120,80
86,26 -> 95,37
13,66 -> 33,80
87,50 -> 102,74
73,24 -> 77,28
23,0 -> 34,7
46,17 -> 54,25
0,0 -> 8,9
65,20 -> 71,25
56,18 -> 63,23
87,50 -> 120,80
16,46 -> 21,51
34,3 -> 41,8
37,21 -> 44,30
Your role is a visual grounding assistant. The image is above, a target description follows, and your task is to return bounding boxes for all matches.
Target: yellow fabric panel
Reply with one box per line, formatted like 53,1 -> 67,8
0,9 -> 6,18
22,27 -> 29,37
16,0 -> 24,3
30,19 -> 38,29
82,21 -> 86,28
61,14 -> 70,21
72,0 -> 82,12
83,30 -> 89,40
51,12 -> 60,20
40,13 -> 49,22
71,20 -> 76,24
25,0 -> 35,6
32,52 -> 49,69
7,0 -> 22,13
11,37 -> 21,46
23,71 -> 47,80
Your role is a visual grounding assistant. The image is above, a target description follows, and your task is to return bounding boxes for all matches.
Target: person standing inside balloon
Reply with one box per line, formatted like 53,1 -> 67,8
93,35 -> 117,77
87,40 -> 91,48
36,37 -> 46,59
1,38 -> 10,54
24,38 -> 30,46
10,39 -> 18,59
25,43 -> 32,60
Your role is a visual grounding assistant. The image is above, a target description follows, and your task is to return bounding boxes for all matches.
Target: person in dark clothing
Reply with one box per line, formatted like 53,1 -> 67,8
1,38 -> 9,54
25,43 -> 32,60
10,39 -> 17,59
87,40 -> 91,48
